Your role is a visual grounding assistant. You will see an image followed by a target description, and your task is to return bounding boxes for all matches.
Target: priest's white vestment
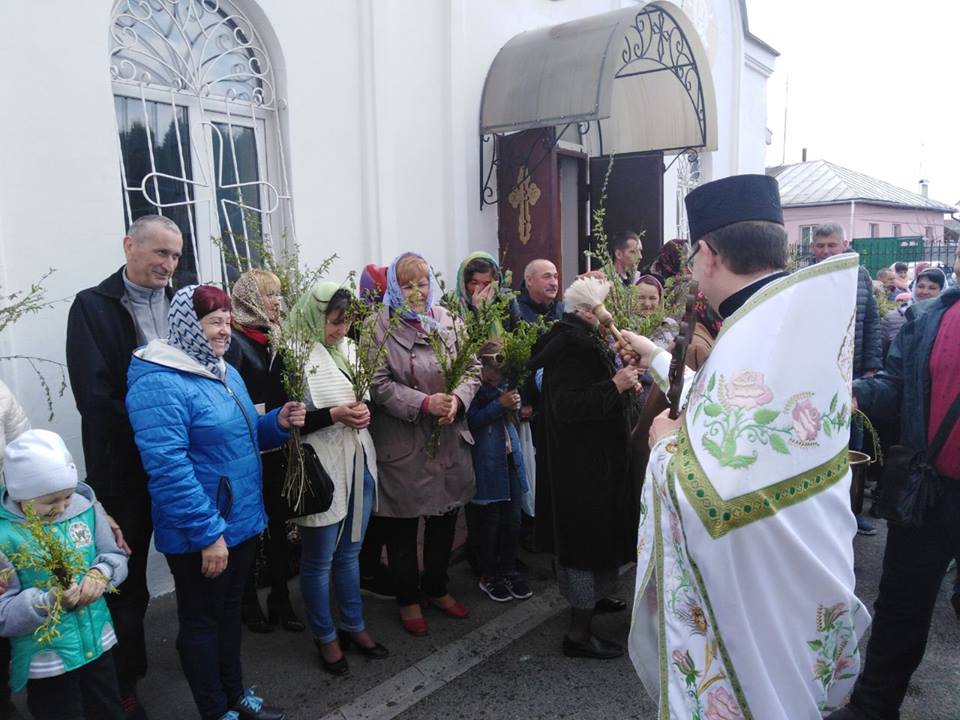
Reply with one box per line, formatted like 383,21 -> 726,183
629,254 -> 871,719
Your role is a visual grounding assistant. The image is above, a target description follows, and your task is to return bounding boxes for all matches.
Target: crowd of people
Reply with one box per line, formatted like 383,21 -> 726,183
0,175 -> 954,719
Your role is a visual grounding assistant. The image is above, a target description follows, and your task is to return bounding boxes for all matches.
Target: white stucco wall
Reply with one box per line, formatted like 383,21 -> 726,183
0,0 -> 771,476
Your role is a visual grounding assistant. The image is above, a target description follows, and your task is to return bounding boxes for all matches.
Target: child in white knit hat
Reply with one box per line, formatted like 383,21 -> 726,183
0,429 -> 128,720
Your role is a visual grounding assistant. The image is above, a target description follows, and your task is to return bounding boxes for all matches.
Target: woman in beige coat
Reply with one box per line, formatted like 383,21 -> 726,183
370,253 -> 479,636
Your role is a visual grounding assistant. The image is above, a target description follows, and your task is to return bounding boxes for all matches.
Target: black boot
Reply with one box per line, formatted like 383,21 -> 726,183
562,607 -> 623,660
267,593 -> 305,632
241,597 -> 273,634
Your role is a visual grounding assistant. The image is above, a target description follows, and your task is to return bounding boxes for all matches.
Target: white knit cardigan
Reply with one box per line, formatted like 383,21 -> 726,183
294,339 -> 377,540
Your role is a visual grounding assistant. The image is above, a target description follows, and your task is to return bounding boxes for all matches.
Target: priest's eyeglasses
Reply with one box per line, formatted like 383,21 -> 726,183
686,239 -> 717,270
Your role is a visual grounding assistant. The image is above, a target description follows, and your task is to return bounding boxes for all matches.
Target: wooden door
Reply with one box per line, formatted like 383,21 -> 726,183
589,152 -> 664,268
496,129 -> 559,289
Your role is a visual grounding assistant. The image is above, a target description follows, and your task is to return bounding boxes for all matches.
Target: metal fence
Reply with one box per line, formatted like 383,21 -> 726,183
792,237 -> 957,278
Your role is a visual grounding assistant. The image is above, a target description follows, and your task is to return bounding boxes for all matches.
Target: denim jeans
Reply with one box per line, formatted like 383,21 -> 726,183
299,464 -> 375,643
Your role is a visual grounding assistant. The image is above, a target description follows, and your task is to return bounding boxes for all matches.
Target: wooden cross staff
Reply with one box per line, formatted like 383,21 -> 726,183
666,281 -> 700,420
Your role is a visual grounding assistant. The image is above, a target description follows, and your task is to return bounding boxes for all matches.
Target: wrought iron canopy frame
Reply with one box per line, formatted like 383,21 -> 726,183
479,2 -> 715,210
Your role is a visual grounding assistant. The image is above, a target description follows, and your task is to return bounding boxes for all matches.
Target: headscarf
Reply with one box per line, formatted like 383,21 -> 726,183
231,271 -> 280,338
385,252 -> 441,330
168,285 -> 229,379
693,291 -> 723,338
288,281 -> 352,377
648,239 -> 688,281
454,251 -> 504,310
636,274 -> 664,295
911,267 -> 946,305
359,264 -> 388,304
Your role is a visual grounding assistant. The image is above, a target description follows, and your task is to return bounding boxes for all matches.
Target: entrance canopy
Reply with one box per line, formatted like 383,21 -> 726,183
479,3 -> 717,156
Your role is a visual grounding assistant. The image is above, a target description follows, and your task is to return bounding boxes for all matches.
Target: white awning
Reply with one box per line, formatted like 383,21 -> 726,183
479,3 -> 718,155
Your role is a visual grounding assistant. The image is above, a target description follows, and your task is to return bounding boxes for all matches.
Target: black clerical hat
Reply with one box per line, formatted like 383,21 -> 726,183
685,174 -> 784,242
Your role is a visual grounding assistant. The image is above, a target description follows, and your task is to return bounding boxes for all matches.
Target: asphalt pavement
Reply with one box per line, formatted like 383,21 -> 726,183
10,519 -> 960,719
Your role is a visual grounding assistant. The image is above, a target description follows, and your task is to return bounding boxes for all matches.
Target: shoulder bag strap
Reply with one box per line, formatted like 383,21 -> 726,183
928,390 -> 960,463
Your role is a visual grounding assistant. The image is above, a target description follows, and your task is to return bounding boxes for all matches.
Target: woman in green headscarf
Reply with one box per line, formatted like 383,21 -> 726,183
452,251 -> 521,332
288,281 -> 388,675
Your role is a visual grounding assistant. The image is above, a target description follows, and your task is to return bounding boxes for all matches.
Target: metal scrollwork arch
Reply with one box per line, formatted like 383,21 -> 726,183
616,5 -> 708,148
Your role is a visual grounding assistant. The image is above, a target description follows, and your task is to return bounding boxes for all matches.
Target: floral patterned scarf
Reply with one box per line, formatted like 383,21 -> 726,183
231,272 -> 280,338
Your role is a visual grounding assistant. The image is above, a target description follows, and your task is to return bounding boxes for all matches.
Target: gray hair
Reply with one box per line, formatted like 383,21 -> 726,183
127,215 -> 182,242
523,258 -> 556,280
813,223 -> 846,242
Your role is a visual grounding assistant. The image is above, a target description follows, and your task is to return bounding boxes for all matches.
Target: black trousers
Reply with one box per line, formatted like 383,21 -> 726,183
165,536 -> 257,720
473,460 -> 524,579
242,453 -> 293,606
359,515 -> 390,577
849,484 -> 960,720
99,492 -> 152,692
379,509 -> 459,606
26,650 -> 124,720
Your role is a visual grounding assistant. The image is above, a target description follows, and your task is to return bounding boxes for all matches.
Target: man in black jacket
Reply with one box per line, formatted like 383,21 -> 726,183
828,286 -> 960,720
66,215 -> 182,719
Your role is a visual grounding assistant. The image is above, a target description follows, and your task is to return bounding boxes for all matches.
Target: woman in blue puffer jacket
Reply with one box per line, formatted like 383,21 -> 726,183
126,285 -> 305,720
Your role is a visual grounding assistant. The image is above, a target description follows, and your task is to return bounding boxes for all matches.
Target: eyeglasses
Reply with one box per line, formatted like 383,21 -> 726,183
686,239 -> 717,271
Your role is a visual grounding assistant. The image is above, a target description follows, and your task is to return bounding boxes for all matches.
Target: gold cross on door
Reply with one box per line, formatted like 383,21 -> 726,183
508,166 -> 541,246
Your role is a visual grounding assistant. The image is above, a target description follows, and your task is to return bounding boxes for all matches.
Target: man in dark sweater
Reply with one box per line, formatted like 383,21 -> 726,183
65,215 -> 182,720
828,286 -> 960,720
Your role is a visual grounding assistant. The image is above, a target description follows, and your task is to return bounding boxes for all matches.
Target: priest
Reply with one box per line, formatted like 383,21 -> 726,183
623,175 -> 870,719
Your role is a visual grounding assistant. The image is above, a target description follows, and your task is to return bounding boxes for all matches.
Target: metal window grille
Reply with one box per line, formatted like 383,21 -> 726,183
109,0 -> 294,287
674,150 -> 701,239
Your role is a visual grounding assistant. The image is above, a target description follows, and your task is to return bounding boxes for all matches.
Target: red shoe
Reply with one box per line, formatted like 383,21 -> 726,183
428,597 -> 470,619
401,615 -> 429,636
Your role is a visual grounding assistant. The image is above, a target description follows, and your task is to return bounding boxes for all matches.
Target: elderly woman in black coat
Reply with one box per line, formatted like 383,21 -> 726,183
528,276 -> 639,660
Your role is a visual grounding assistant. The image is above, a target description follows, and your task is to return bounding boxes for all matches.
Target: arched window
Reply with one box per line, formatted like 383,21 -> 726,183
110,0 -> 294,287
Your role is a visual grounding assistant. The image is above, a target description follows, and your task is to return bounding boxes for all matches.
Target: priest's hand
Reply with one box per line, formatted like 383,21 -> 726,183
649,408 -> 682,448
619,330 -> 656,369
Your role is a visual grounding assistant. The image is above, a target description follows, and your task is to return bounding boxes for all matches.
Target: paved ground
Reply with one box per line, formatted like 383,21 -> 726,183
11,519 -> 960,719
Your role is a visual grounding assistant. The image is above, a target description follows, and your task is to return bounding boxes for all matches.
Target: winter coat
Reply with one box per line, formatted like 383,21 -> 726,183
467,383 -> 529,503
0,484 -> 127,691
369,305 -> 479,518
66,267 -> 173,498
516,282 -> 564,324
880,308 -> 907,359
527,314 -> 634,570
630,320 -> 716,494
853,265 -> 883,378
0,380 -> 30,465
854,287 -> 960,458
295,340 -> 377,540
126,340 -> 289,554
223,327 -> 281,407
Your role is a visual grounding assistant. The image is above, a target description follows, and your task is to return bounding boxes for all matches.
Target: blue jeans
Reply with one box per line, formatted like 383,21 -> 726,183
299,464 -> 375,643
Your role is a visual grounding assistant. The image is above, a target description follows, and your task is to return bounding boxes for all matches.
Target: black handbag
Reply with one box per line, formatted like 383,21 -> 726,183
877,390 -> 960,528
293,441 -> 335,516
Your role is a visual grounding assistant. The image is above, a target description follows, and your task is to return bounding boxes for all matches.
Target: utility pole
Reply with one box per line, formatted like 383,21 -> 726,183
781,75 -> 789,165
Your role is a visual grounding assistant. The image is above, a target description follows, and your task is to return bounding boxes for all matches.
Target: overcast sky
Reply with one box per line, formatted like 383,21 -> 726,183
745,0 -> 959,210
